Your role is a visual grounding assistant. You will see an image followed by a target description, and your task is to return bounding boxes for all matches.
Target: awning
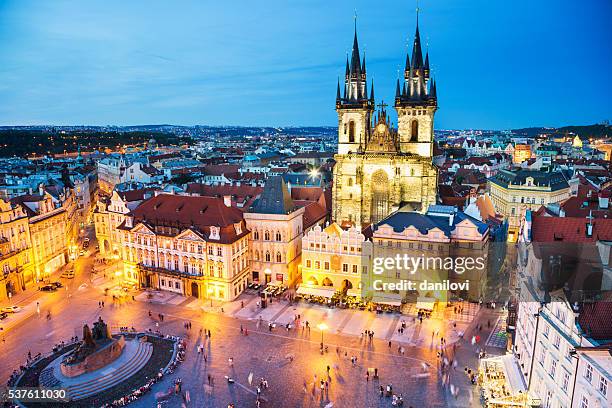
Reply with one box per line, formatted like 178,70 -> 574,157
501,355 -> 527,394
372,293 -> 402,306
480,355 -> 527,395
416,296 -> 437,311
296,286 -> 336,298
347,289 -> 361,298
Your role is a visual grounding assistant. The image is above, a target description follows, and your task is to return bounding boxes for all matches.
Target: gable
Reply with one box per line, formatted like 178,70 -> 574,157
176,229 -> 205,242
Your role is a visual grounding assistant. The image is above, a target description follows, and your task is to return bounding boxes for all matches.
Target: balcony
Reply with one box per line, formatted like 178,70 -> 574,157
137,263 -> 206,280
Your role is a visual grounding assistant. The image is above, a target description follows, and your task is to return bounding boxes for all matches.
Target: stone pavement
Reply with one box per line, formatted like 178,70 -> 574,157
134,291 -> 478,349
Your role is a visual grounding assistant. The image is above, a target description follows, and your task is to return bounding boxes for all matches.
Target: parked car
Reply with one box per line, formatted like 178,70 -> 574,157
0,312 -> 8,320
79,250 -> 86,256
61,270 -> 75,279
50,281 -> 63,288
39,284 -> 57,292
1,306 -> 21,313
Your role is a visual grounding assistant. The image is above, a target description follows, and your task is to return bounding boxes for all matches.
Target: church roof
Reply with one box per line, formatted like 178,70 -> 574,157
250,176 -> 295,215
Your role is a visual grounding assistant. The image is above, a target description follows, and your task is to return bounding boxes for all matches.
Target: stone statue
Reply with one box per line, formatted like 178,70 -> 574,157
91,317 -> 110,341
82,324 -> 96,348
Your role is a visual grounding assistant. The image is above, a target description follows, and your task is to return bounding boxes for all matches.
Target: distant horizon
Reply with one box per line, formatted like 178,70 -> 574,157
1,0 -> 610,129
0,122 -> 608,133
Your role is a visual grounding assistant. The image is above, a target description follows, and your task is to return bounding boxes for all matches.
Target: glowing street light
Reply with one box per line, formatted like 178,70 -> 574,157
317,322 -> 328,346
207,287 -> 214,307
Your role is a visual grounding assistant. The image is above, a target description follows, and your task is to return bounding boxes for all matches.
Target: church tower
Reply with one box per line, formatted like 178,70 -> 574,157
336,25 -> 374,155
395,15 -> 437,157
332,14 -> 438,227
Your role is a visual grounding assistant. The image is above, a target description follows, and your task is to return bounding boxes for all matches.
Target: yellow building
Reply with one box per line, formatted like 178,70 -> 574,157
369,206 -> 489,305
118,194 -> 250,301
0,199 -> 35,301
300,223 -> 372,298
12,191 -> 68,281
332,21 -> 437,226
512,144 -> 532,164
94,189 -> 154,259
488,169 -> 570,240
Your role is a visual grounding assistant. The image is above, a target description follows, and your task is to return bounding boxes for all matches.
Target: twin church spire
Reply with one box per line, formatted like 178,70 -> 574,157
396,19 -> 437,106
336,13 -> 437,110
336,23 -> 374,108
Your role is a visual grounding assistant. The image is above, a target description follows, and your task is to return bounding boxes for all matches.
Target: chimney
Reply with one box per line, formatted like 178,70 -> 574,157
223,195 -> 232,207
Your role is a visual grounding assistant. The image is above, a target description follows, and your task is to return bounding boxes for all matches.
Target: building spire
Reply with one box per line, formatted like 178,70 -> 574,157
345,55 -> 350,78
395,78 -> 401,98
411,1 -> 424,71
424,52 -> 430,77
362,52 -> 366,74
336,77 -> 341,101
370,79 -> 375,102
350,14 -> 362,75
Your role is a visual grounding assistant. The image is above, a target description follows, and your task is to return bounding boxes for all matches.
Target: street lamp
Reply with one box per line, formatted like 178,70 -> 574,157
207,287 -> 214,307
317,322 -> 328,347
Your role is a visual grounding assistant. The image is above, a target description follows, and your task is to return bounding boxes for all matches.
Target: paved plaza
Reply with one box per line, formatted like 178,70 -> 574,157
0,243 -> 505,407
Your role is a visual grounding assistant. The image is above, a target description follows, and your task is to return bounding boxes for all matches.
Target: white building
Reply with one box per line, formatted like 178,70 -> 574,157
121,162 -> 163,185
574,347 -> 610,408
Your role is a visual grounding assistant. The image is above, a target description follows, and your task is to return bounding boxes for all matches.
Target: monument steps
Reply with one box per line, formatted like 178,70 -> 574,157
39,366 -> 61,388
67,341 -> 153,401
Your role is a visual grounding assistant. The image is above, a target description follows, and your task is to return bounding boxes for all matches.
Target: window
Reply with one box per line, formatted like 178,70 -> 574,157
348,120 -> 355,143
324,262 -> 329,270
549,360 -> 556,378
599,376 -> 608,396
175,282 -> 180,289
352,265 -> 358,274
276,252 -> 281,263
315,261 -> 320,269
265,251 -> 271,262
539,348 -> 546,366
585,364 -> 593,383
553,334 -> 560,349
543,323 -> 550,338
208,246 -> 213,255
411,120 -> 418,139
306,260 -> 311,268
342,263 -> 348,272
161,279 -> 166,287
545,391 -> 553,408
254,230 -> 259,240
580,395 -> 589,408
217,247 -> 222,256
264,231 -> 270,241
561,371 -> 570,393
275,231 -> 281,241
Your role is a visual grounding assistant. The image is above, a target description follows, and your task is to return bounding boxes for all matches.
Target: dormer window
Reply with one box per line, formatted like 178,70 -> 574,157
234,222 -> 242,235
209,226 -> 220,240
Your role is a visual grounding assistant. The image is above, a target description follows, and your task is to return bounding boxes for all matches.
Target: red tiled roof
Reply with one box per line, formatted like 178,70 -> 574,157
578,300 -> 612,341
117,188 -> 156,202
298,201 -> 328,229
125,193 -> 248,243
185,184 -> 263,210
290,187 -> 323,202
203,164 -> 240,176
531,214 -> 612,242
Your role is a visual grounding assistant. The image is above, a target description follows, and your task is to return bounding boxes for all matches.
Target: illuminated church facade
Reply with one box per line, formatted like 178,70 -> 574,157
332,18 -> 438,226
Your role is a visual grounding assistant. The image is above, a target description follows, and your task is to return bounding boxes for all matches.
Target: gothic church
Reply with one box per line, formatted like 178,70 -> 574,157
332,16 -> 438,226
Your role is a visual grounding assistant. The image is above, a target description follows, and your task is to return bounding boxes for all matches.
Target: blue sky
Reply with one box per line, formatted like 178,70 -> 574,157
0,0 -> 610,129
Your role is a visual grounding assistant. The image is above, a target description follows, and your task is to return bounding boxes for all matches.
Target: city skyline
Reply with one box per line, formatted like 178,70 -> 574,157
0,0 -> 610,129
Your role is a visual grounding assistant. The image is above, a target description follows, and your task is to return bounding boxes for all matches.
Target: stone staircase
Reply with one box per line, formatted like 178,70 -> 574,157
66,341 -> 153,401
39,366 -> 61,388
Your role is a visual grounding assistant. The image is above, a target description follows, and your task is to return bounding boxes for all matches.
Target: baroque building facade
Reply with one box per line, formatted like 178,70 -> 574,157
332,20 -> 438,226
117,193 -> 250,301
